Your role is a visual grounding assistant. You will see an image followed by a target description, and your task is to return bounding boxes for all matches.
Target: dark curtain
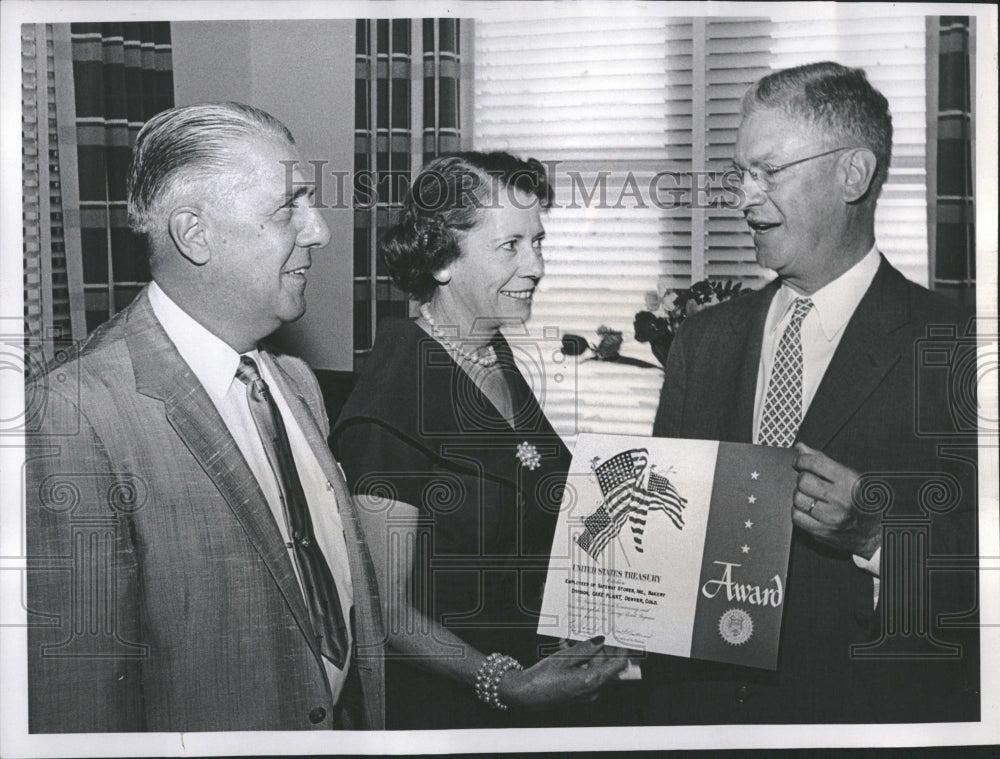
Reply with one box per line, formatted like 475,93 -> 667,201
932,16 -> 975,305
352,18 -> 462,370
421,18 -> 462,162
70,22 -> 174,331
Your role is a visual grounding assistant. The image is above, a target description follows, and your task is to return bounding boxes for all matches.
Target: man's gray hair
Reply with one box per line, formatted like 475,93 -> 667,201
127,102 -> 294,238
741,61 -> 893,199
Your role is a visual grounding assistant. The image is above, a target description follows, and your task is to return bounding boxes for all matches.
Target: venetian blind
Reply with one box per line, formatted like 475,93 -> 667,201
475,16 -> 683,441
702,18 -> 773,285
768,15 -> 930,286
22,24 -> 51,357
474,14 -> 929,442
22,23 -> 85,370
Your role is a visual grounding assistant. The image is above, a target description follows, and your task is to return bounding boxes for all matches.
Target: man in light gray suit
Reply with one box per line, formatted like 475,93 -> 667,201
26,102 -> 384,731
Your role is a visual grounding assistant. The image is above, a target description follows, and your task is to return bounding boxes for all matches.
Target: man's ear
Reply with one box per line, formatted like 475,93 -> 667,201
168,207 -> 211,265
841,148 -> 878,203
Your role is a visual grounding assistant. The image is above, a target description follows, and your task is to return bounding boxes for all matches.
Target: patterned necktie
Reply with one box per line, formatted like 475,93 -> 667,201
236,356 -> 349,667
758,298 -> 814,447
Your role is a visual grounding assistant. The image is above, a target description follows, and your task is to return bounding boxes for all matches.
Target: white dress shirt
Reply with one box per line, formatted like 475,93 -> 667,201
148,282 -> 353,700
752,247 -> 882,604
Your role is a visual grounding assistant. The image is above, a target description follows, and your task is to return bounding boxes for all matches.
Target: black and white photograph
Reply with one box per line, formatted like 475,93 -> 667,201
1,1 -> 996,756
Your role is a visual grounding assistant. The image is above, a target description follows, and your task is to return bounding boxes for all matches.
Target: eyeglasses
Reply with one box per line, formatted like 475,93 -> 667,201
728,147 -> 856,192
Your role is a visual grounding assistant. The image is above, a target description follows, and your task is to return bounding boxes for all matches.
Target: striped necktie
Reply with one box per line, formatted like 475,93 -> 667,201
236,356 -> 349,667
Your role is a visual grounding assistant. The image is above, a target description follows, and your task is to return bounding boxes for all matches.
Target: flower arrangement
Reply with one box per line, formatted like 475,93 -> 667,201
634,279 -> 751,367
561,325 -> 661,368
562,279 -> 752,370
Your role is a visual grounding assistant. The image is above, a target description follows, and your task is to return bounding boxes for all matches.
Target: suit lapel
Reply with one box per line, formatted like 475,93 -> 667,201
124,292 -> 321,660
797,258 -> 909,451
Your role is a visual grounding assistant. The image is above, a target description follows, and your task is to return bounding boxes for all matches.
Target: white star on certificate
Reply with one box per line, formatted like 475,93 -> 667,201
741,544 -> 750,554
751,471 -> 760,480
747,494 -> 757,504
745,520 -> 753,529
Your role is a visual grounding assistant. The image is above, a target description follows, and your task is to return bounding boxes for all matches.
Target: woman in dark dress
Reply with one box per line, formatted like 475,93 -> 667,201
333,152 -> 625,729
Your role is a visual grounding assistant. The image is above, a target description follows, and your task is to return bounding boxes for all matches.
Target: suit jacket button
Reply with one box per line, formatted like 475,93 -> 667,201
309,707 -> 327,724
854,608 -> 871,626
736,685 -> 749,704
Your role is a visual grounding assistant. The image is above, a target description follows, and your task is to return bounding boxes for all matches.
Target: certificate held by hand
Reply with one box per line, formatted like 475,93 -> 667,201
539,434 -> 797,670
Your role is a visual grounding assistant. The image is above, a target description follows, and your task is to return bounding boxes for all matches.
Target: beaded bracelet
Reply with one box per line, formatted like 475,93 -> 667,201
474,652 -> 524,710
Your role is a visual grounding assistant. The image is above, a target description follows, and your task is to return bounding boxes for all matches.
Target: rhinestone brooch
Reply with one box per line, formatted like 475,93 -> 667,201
515,441 -> 541,470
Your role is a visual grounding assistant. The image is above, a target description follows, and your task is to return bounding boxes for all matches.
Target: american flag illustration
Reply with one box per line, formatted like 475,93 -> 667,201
575,449 -> 648,559
629,469 -> 687,552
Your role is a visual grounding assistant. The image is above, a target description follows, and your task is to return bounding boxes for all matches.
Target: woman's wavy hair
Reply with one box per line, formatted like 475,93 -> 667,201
379,151 -> 553,300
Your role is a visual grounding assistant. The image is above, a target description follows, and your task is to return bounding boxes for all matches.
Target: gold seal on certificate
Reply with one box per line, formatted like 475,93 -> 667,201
538,434 -> 798,670
718,608 -> 754,646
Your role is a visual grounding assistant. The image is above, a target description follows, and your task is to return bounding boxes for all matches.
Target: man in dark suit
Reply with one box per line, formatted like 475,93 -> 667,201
646,62 -> 978,723
26,102 -> 384,731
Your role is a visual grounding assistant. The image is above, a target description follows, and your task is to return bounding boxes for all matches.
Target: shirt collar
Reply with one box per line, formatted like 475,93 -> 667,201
769,245 -> 881,341
147,281 -> 257,404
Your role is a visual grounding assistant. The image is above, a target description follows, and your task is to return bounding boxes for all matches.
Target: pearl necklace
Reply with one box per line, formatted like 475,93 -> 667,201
419,304 -> 498,367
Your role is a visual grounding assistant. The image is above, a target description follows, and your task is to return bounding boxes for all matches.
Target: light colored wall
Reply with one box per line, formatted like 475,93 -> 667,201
171,21 -> 355,371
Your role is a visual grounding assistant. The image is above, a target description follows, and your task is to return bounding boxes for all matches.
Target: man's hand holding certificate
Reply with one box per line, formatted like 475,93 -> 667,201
539,434 -> 798,670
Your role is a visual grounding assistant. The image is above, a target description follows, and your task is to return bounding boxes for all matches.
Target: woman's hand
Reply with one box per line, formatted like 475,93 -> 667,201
496,636 -> 628,709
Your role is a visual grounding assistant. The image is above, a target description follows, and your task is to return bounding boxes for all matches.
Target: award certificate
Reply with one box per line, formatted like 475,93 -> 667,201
539,434 -> 797,670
